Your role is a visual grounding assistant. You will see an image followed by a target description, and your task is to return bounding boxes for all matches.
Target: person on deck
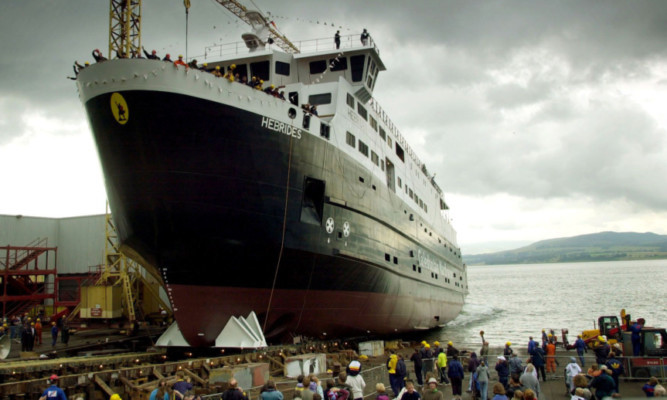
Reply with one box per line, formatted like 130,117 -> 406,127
508,353 -> 523,377
495,356 -> 510,389
631,319 -> 645,356
593,337 -> 611,365
334,31 -> 341,49
588,366 -> 616,400
565,357 -> 582,394
50,321 -> 58,347
529,345 -> 547,382
605,353 -> 624,392
421,344 -> 435,383
476,361 -> 490,400
143,47 -> 160,60
448,355 -> 465,399
437,350 -> 449,384
39,374 -> 67,400
174,55 -> 188,68
527,337 -> 538,355
447,341 -> 460,358
422,378 -> 443,400
34,318 -> 43,346
574,335 -> 587,367
411,348 -> 424,386
545,340 -> 557,376
504,342 -> 513,358
360,29 -> 369,46
346,361 -> 366,400
92,49 -> 107,62
467,352 -> 480,392
387,352 -> 399,396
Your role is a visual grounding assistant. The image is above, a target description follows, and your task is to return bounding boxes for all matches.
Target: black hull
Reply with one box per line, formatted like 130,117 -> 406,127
84,87 -> 465,346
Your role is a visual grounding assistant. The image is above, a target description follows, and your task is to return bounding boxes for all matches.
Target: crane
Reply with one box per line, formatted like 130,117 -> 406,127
108,0 -> 299,59
109,0 -> 142,59
213,0 -> 300,54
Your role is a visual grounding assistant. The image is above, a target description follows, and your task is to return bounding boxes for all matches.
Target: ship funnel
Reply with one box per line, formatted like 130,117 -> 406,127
242,10 -> 271,51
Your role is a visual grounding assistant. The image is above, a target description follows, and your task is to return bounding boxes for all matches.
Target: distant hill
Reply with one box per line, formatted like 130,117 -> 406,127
463,231 -> 667,265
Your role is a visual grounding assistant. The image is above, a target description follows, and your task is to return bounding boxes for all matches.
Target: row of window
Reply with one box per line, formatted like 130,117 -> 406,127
346,129 -> 430,215
309,55 -> 366,83
220,54 -> 367,88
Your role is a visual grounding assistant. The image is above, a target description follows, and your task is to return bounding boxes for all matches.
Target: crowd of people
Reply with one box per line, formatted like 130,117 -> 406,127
70,47 -> 290,101
28,325 -> 663,400
1,312 -> 70,351
383,333 -> 665,400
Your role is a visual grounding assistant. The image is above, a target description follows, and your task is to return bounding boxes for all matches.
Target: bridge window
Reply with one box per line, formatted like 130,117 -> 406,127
309,60 -> 327,74
369,117 -> 378,131
346,131 -> 356,147
397,177 -> 402,188
275,61 -> 290,76
350,55 -> 365,82
329,57 -> 348,71
233,64 -> 248,80
357,104 -> 367,120
346,93 -> 355,109
379,127 -> 386,140
371,151 -> 379,166
395,143 -> 405,162
309,93 -> 332,105
250,61 -> 270,81
358,140 -> 369,157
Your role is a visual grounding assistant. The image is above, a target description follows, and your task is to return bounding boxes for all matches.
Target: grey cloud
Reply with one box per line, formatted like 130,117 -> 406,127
485,81 -> 553,110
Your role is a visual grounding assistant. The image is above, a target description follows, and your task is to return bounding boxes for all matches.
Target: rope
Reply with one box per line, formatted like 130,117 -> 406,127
262,121 -> 295,333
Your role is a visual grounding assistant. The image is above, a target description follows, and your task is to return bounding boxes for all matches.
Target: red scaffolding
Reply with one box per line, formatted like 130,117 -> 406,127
0,238 -> 57,317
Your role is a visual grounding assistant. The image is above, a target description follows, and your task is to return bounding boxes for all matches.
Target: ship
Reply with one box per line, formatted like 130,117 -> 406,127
76,9 -> 468,347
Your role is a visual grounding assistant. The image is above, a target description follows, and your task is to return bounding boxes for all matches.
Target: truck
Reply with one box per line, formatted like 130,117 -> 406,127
563,309 -> 667,378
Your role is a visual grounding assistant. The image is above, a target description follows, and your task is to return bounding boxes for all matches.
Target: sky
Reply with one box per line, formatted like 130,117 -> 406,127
1,1 -> 666,254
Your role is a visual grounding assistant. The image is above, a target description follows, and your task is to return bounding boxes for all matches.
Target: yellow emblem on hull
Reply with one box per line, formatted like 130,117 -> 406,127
110,93 -> 129,125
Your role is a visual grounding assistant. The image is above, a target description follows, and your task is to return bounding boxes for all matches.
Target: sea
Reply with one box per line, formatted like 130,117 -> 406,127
422,259 -> 667,352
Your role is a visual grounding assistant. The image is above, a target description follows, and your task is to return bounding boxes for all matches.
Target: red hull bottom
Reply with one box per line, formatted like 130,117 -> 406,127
170,284 -> 464,347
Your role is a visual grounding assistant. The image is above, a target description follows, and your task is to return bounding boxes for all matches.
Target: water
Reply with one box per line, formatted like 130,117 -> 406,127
423,259 -> 667,352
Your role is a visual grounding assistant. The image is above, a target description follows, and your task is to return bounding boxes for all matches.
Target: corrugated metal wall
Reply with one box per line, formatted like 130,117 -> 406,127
0,214 -> 105,274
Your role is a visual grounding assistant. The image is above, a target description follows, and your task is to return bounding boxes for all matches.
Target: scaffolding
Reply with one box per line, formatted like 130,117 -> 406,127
0,239 -> 57,317
74,204 -> 171,324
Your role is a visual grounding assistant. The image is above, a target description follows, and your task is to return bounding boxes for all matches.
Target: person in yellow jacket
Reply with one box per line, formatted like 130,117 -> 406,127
437,349 -> 450,384
387,352 -> 399,396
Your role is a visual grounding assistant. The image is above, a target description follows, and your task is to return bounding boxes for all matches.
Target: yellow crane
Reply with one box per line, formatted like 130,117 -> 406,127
109,0 -> 141,59
108,0 -> 299,59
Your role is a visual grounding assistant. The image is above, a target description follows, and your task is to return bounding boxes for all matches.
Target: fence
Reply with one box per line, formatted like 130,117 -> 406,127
196,352 -> 665,399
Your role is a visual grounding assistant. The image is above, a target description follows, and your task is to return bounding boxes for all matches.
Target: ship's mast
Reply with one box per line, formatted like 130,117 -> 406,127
108,0 -> 142,59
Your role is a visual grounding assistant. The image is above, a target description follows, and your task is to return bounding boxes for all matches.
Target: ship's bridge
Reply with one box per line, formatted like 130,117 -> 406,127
292,35 -> 386,103
195,33 -> 386,104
